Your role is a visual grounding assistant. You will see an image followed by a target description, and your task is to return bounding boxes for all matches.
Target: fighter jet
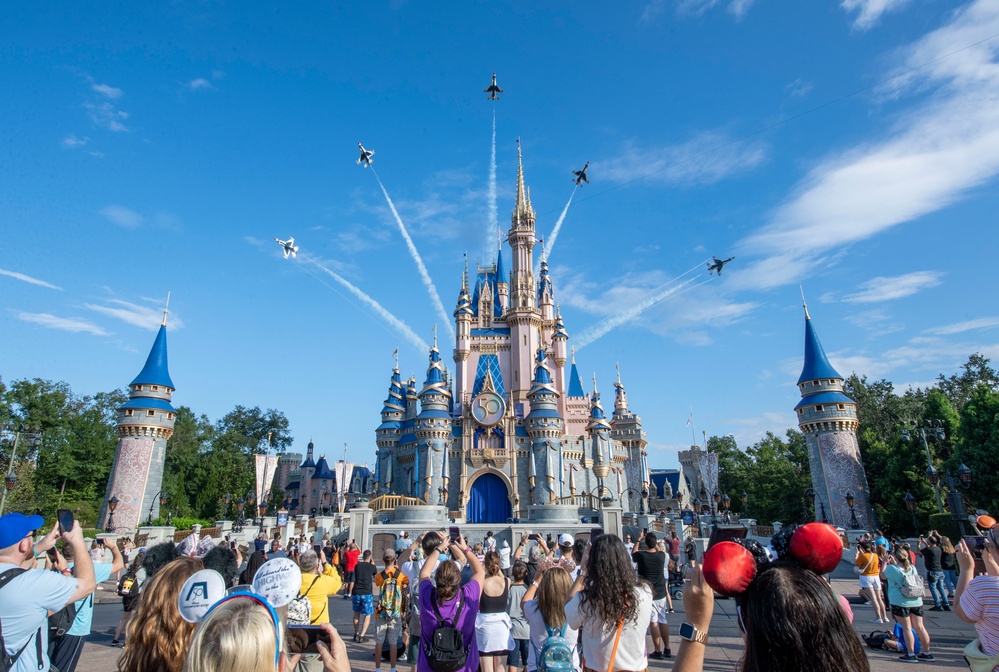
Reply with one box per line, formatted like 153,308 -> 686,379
707,256 -> 735,275
274,237 -> 299,260
484,73 -> 503,100
572,162 -> 590,186
357,142 -> 374,167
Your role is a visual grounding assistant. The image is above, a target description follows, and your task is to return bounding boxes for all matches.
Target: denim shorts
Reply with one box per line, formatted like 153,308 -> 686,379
507,638 -> 530,666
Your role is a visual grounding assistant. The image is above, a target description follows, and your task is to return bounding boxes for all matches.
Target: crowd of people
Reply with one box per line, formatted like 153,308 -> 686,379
3,509 -> 999,672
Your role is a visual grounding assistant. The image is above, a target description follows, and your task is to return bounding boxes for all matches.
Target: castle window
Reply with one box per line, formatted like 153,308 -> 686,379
814,405 -> 823,412
147,410 -> 156,417
838,404 -> 845,410
152,385 -> 159,391
812,381 -> 819,386
796,408 -> 803,415
125,409 -> 133,417
829,380 -> 836,385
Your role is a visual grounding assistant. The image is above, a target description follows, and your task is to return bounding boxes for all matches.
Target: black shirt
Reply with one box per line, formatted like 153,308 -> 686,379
632,550 -> 667,600
921,546 -> 943,572
941,550 -> 956,571
353,561 -> 378,595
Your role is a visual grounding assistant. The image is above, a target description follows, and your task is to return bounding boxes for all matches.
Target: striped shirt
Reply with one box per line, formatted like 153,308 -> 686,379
962,576 -> 999,663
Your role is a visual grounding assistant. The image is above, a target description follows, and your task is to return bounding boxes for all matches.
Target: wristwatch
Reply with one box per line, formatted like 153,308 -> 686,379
679,622 -> 708,644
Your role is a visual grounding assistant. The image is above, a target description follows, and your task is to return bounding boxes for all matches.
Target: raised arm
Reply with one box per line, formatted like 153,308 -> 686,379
672,565 -> 714,672
453,536 -> 484,585
63,522 -> 96,605
108,538 -> 125,574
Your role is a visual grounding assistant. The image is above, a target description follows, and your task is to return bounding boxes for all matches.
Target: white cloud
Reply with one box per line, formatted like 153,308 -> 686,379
786,77 -> 814,98
187,78 -> 215,91
61,134 -> 90,149
838,271 -> 944,303
91,83 -> 123,99
925,317 -> 999,335
662,0 -> 756,20
85,299 -> 181,331
15,311 -> 108,336
840,0 -> 911,30
598,132 -> 768,187
85,100 -> 129,132
738,1 -> 999,289
0,269 -> 63,290
99,205 -> 143,229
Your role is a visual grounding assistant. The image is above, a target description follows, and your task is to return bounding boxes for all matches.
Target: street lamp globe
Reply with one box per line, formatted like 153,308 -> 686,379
4,472 -> 16,492
904,492 -> 918,511
741,491 -> 748,505
958,463 -> 973,486
108,495 -> 119,512
804,487 -> 816,505
925,465 -> 940,486
845,491 -> 855,508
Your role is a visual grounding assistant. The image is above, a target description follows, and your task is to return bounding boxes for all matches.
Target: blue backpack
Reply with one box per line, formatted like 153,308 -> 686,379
535,622 -> 574,672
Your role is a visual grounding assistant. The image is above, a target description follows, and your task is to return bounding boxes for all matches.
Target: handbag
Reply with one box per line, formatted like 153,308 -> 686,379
964,638 -> 999,672
854,555 -> 874,576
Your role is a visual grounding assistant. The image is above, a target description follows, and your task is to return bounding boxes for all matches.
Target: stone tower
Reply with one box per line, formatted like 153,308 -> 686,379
415,341 -> 452,502
101,307 -> 177,531
525,344 -> 563,505
795,303 -> 874,530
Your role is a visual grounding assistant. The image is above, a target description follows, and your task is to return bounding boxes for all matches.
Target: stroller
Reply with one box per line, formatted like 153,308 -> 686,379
668,562 -> 685,600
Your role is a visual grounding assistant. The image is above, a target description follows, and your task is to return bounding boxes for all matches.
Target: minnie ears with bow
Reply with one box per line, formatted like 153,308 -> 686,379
702,523 -> 843,597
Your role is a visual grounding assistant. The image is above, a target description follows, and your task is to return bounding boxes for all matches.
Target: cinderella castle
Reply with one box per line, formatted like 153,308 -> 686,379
374,146 -> 653,524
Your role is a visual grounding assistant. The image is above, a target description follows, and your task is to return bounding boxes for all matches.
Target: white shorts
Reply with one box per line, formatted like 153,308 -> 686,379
650,597 -> 669,624
859,575 -> 881,590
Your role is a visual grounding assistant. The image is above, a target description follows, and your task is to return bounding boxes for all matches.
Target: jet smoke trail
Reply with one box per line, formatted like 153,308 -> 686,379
370,169 -> 456,342
574,258 -> 715,350
487,111 -> 498,254
299,254 -> 430,353
537,186 -> 577,275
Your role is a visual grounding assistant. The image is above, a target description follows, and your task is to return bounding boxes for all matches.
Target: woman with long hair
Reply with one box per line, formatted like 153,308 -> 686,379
418,533 -> 485,672
855,540 -> 888,624
884,546 -> 933,662
673,563 -> 870,672
240,548 -> 268,587
118,556 -> 203,672
938,534 -> 958,598
112,551 -> 146,646
476,551 -> 512,672
565,534 -> 652,672
522,564 -> 578,672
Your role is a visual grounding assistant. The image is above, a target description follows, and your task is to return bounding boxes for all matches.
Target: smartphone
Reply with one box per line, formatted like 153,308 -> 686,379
230,541 -> 236,550
286,625 -> 331,654
642,527 -> 648,536
590,528 -> 603,540
57,509 -> 74,535
964,535 -> 987,556
449,526 -> 460,543
528,533 -> 540,541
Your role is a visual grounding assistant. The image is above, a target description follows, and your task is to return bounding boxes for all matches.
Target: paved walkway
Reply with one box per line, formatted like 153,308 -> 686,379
79,574 -> 976,672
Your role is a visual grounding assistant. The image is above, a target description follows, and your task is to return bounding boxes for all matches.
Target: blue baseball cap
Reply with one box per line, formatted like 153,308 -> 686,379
0,512 -> 45,549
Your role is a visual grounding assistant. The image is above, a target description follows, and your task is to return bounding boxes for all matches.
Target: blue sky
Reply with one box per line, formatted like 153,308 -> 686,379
3,0 -> 999,473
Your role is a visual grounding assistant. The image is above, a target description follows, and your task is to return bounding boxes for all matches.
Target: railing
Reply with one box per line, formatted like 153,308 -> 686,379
173,526 -> 221,542
750,525 -> 775,537
448,510 -> 465,520
367,494 -> 428,514
554,494 -> 600,509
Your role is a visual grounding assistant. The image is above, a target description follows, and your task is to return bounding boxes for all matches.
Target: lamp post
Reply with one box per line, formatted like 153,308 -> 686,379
437,485 -> 446,506
223,493 -> 232,520
904,492 -> 919,536
692,497 -> 702,534
146,491 -> 168,526
105,495 -> 119,533
845,491 -> 861,530
234,497 -> 245,533
901,420 -> 947,515
804,487 -> 816,523
926,463 -> 973,536
641,487 -> 650,515
740,491 -> 748,519
720,493 -> 731,523
0,423 -> 43,516
712,490 -> 721,524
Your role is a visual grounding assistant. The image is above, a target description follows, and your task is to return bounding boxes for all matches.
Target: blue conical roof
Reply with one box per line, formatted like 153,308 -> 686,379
568,361 -> 585,397
797,316 -> 843,385
130,324 -> 175,389
496,247 -> 507,286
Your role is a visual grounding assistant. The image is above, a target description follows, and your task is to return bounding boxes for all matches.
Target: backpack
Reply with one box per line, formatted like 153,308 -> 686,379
862,630 -> 893,651
288,576 -> 320,626
407,576 -> 422,637
535,622 -> 574,672
377,570 -> 403,620
425,589 -> 467,672
898,568 -> 925,599
117,570 -> 139,597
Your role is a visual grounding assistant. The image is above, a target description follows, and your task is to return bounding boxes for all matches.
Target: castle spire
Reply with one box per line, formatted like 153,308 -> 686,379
514,138 -> 533,220
797,307 -> 842,385
162,291 -> 170,327
800,285 -> 811,320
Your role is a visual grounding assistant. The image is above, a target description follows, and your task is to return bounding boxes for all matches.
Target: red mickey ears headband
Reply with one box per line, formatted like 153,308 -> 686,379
702,523 -> 843,597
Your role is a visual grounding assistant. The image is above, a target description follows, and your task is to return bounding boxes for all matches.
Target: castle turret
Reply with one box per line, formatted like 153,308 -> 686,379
525,344 -> 563,504
376,366 -> 405,492
507,141 -> 540,403
586,377 -> 613,480
795,302 -> 874,530
609,367 -> 649,513
415,340 -> 452,503
496,245 -> 508,314
101,304 -> 177,531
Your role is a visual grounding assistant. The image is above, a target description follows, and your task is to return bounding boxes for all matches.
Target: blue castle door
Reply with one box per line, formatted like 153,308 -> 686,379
466,473 -> 512,524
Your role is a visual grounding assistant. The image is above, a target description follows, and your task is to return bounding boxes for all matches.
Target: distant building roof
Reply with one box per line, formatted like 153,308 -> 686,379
794,390 -> 855,410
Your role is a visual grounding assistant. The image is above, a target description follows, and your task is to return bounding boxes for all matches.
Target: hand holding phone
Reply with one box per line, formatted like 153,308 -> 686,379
57,509 -> 75,536
287,625 -> 332,654
449,526 -> 460,543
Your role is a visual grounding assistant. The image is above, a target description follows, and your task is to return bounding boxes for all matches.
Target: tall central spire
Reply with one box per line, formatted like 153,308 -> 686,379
513,138 -> 533,221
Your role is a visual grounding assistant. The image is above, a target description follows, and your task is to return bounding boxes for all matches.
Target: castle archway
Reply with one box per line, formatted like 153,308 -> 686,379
466,472 -> 512,524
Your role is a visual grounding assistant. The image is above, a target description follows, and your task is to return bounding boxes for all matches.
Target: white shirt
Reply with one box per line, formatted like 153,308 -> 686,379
499,546 -> 512,569
524,599 -> 579,672
565,583 -> 652,672
0,563 -> 77,672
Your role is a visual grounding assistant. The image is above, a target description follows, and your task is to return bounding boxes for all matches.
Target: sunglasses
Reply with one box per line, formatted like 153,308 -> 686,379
205,590 -> 283,665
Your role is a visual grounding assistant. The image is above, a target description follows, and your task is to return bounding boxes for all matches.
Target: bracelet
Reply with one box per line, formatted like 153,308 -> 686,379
60,569 -> 72,576
463,548 -> 475,555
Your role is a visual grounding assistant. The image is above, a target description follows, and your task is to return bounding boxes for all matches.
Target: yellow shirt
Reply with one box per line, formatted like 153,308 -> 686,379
299,565 -> 343,624
855,552 -> 879,576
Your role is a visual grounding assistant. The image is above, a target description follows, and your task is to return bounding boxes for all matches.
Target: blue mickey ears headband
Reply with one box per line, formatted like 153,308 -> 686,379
209,590 -> 283,665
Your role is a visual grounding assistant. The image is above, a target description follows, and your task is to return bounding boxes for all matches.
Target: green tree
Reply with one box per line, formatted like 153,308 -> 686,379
738,430 -> 812,525
705,434 -> 751,513
161,406 -> 214,518
956,385 -> 999,516
937,353 -> 999,412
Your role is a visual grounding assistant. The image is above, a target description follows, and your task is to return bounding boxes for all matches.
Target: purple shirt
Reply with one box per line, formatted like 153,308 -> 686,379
418,578 -> 481,672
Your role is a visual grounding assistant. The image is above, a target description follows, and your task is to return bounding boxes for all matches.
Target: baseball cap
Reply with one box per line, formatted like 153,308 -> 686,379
0,512 -> 45,549
558,533 -> 574,547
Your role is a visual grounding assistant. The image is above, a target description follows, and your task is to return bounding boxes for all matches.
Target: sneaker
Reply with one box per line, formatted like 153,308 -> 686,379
899,654 -> 918,663
397,653 -> 408,663
667,608 -> 675,613
869,618 -> 884,623
947,593 -> 954,598
649,651 -> 664,660
942,605 -> 951,611
111,639 -> 120,647
929,606 -> 943,611
917,653 -> 934,661
664,649 -> 672,658
862,600 -> 871,605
